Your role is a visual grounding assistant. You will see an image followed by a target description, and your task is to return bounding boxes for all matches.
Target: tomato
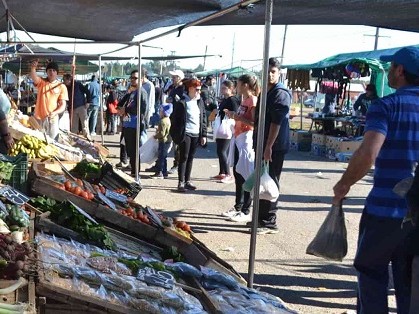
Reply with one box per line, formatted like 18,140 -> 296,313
74,186 -> 82,196
176,221 -> 186,229
126,207 -> 134,216
80,191 -> 89,200
76,179 -> 83,187
142,216 -> 150,224
58,184 -> 66,190
87,192 -> 94,200
183,224 -> 191,232
64,181 -> 72,191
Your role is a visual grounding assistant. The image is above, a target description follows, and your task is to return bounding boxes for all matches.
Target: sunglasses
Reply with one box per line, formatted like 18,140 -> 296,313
195,88 -> 201,91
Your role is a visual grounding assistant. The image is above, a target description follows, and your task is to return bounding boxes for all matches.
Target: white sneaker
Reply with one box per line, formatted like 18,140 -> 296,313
219,175 -> 234,184
221,207 -> 239,217
229,212 -> 252,222
91,132 -> 96,136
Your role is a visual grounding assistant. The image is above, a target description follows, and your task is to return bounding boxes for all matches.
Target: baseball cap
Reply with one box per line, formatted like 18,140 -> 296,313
169,69 -> 185,80
380,46 -> 419,76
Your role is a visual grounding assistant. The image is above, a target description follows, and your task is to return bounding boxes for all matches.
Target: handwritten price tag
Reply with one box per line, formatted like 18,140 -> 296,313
137,267 -> 174,289
105,189 -> 127,203
0,186 -> 30,206
97,192 -> 116,211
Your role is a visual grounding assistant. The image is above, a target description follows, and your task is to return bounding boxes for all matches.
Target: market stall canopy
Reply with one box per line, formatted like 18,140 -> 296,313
1,1 -> 418,43
196,66 -> 256,78
0,44 -> 99,75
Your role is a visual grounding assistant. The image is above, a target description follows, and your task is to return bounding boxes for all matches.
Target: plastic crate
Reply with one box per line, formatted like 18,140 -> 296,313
2,154 -> 28,194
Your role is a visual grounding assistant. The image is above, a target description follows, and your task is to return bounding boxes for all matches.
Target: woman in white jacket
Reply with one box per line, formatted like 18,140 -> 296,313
221,75 -> 259,222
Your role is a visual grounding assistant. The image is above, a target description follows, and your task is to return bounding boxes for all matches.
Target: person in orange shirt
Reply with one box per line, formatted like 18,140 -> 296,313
30,60 -> 68,140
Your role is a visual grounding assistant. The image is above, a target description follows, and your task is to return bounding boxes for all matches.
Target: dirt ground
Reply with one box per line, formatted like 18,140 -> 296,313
98,129 -> 398,314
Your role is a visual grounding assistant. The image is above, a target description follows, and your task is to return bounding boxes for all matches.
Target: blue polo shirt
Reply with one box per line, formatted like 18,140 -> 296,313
365,86 -> 419,218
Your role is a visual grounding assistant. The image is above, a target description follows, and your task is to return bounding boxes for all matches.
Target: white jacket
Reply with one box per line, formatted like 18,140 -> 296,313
228,130 -> 255,180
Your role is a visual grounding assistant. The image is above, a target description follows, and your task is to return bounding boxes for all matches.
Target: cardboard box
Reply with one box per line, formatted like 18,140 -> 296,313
290,130 -> 311,142
312,133 -> 326,146
311,143 -> 326,157
336,140 -> 362,153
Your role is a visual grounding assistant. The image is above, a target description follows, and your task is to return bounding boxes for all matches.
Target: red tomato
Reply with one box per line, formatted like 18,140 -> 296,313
183,224 -> 191,232
64,181 -> 72,191
80,191 -> 89,200
87,192 -> 94,200
74,187 -> 82,196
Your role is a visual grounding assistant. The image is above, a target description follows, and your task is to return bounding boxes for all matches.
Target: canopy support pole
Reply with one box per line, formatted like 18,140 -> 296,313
247,0 -> 273,289
99,55 -> 104,145
135,44 -> 142,183
300,90 -> 303,130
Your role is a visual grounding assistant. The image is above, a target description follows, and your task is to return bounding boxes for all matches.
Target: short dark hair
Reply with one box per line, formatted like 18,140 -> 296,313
46,62 -> 59,73
222,79 -> 235,90
269,57 -> 281,69
131,69 -> 138,76
206,75 -> 214,82
63,73 -> 72,80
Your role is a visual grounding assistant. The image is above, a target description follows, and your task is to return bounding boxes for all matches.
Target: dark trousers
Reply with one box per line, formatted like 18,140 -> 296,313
156,141 -> 171,175
258,151 -> 285,228
178,135 -> 199,183
172,144 -> 180,168
354,212 -> 413,314
233,145 -> 252,214
124,127 -> 140,174
106,113 -> 117,134
411,256 -> 419,314
216,138 -> 231,175
120,128 -> 128,164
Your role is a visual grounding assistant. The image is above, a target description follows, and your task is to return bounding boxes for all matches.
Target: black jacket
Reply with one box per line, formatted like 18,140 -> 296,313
407,164 -> 419,255
254,82 -> 291,153
170,95 -> 207,145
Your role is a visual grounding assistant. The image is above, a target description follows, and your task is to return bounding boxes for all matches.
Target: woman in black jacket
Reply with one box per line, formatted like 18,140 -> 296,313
170,79 -> 207,192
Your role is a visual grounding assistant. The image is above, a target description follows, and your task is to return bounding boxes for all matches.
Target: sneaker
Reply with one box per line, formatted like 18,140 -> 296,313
145,166 -> 157,172
221,206 -> 240,217
185,181 -> 197,190
229,212 -> 252,222
91,132 -> 96,136
211,174 -> 226,180
151,172 -> 164,179
177,182 -> 186,193
221,207 -> 240,217
219,175 -> 234,184
168,166 -> 178,174
124,164 -> 132,171
255,227 -> 279,235
116,161 -> 129,168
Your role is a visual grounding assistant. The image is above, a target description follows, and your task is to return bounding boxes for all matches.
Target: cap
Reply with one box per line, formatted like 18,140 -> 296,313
161,103 -> 173,117
169,69 -> 184,80
380,46 -> 419,76
46,62 -> 59,73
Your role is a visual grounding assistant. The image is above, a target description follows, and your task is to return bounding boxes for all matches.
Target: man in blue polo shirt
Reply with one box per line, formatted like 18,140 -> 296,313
333,46 -> 419,314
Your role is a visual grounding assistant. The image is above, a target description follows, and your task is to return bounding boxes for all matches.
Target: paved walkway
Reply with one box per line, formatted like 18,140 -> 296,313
94,130 -> 397,314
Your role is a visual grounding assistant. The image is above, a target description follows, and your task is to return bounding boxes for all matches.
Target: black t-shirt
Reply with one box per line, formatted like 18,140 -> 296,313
218,95 -> 240,121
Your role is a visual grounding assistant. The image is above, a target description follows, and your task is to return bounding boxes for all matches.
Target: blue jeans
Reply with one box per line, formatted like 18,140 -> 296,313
87,105 -> 99,134
354,212 -> 413,314
157,141 -> 171,175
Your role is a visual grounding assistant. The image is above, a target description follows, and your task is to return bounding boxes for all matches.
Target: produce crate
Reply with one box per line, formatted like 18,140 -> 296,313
1,153 -> 28,194
99,162 -> 142,198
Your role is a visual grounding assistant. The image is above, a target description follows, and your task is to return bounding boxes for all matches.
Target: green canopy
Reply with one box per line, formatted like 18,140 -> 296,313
196,66 -> 255,78
284,45 -> 419,96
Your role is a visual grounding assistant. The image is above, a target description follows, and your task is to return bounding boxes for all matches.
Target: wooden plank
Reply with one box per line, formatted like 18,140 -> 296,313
191,277 -> 223,314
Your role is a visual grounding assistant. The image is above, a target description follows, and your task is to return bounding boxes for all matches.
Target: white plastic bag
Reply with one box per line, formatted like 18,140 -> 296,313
59,111 -> 70,131
140,137 -> 159,164
212,115 -> 221,141
259,161 -> 280,202
215,117 -> 233,139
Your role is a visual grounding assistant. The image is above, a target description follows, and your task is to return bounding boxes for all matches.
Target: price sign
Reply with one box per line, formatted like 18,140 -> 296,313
68,200 -> 99,224
0,186 -> 30,206
97,192 -> 116,211
137,267 -> 175,289
105,189 -> 127,203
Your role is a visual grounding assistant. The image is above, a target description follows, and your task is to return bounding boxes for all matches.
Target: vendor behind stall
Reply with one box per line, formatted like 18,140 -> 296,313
353,84 -> 378,116
30,59 -> 69,140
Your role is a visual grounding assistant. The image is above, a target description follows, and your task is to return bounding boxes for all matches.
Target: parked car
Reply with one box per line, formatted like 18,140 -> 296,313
304,97 -> 325,108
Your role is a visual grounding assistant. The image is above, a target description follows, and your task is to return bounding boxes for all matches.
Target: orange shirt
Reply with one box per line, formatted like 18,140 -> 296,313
234,95 -> 257,137
34,78 -> 68,120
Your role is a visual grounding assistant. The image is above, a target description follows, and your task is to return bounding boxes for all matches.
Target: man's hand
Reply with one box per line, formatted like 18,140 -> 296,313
49,111 -> 57,119
201,137 -> 207,146
31,59 -> 39,69
333,180 -> 350,205
263,146 -> 272,162
117,107 -> 125,116
4,134 -> 14,151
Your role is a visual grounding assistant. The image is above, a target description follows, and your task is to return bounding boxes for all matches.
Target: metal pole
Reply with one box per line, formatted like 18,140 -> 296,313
247,0 -> 273,288
99,56 -> 104,145
135,44 -> 142,183
374,27 -> 379,50
300,90 -> 303,130
280,25 -> 288,65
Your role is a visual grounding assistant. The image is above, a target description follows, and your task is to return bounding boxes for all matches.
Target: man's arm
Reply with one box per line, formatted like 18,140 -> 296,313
30,59 -> 41,86
263,123 -> 280,161
333,130 -> 385,204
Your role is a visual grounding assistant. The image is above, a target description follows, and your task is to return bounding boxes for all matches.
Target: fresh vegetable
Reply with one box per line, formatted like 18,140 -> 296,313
71,160 -> 101,179
0,161 -> 15,181
30,196 -> 116,250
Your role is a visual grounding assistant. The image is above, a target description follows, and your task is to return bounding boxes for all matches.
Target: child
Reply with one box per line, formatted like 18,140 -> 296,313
151,104 -> 173,178
106,88 -> 118,135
